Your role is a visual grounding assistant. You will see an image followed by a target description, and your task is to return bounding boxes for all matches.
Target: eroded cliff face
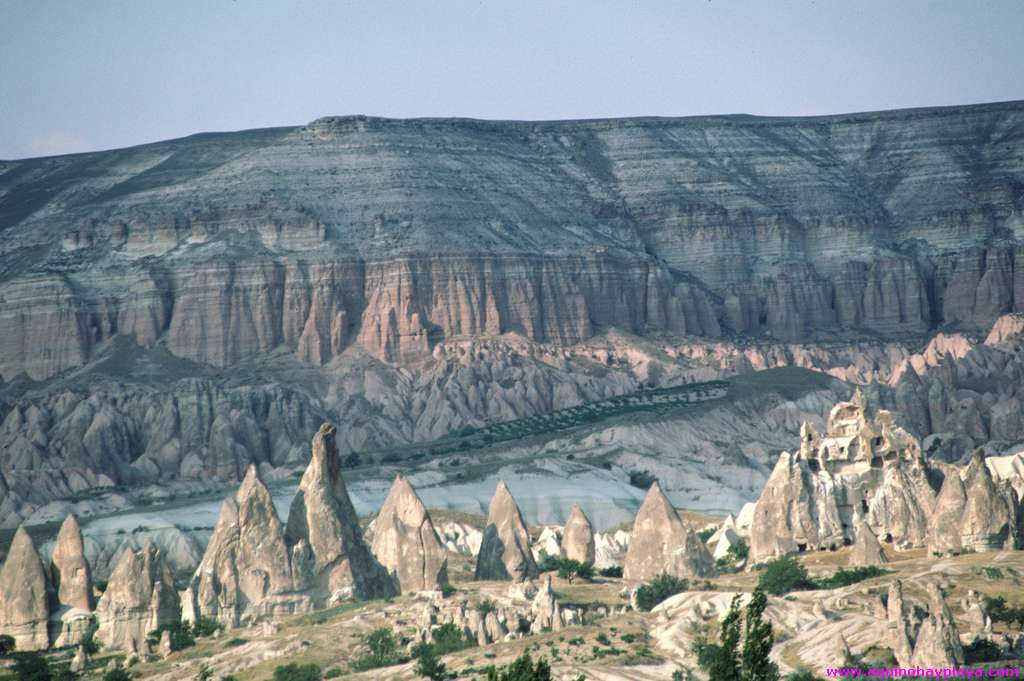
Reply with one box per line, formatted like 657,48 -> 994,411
3,102 -> 1024,381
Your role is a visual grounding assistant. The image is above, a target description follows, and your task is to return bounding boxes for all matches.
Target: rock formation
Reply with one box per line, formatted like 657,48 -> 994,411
909,585 -> 964,667
186,464 -> 303,627
560,504 -> 596,565
530,576 -> 564,633
929,451 -> 1020,554
623,481 -> 715,582
51,514 -> 94,611
95,542 -> 180,654
0,526 -> 52,650
474,481 -> 539,582
848,521 -> 887,567
369,474 -> 449,593
750,391 -> 943,561
285,423 -> 395,601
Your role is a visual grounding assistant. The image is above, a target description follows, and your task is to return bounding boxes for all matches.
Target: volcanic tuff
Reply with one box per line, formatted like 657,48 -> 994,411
560,503 -> 596,565
623,481 -> 715,582
475,481 -> 539,582
368,474 -> 449,593
0,526 -> 52,650
94,542 -> 180,654
51,513 -> 94,611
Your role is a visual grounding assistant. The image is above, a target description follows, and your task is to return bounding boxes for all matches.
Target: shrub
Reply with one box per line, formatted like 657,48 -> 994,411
963,638 -> 1003,664
273,662 -> 322,681
628,470 -> 657,490
412,642 -> 447,680
224,637 -> 248,647
757,556 -> 814,595
785,669 -> 822,681
431,622 -> 475,655
350,627 -> 406,671
697,527 -> 716,543
535,551 -> 559,572
598,565 -> 623,578
727,539 -> 749,562
441,583 -> 457,598
635,574 -> 689,611
324,670 -> 343,679
813,566 -> 889,590
147,620 -> 195,651
596,632 -> 611,646
80,618 -> 100,654
0,633 -> 15,656
192,615 -> 222,638
477,599 -> 498,616
104,670 -> 132,681
484,652 -> 553,681
556,558 -> 594,584
14,652 -> 51,681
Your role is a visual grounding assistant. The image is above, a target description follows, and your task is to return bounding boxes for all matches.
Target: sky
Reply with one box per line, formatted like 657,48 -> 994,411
1,0 -> 1023,159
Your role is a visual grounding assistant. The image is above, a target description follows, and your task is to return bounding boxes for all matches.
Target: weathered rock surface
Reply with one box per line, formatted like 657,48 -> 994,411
51,514 -> 94,611
187,464 -> 301,626
95,542 -> 180,654
285,423 -> 395,601
848,521 -> 887,567
474,481 -> 539,582
910,585 -> 964,667
0,526 -> 52,650
368,475 -> 449,593
929,451 -> 1019,553
623,481 -> 715,582
530,575 -> 564,633
560,504 -> 596,565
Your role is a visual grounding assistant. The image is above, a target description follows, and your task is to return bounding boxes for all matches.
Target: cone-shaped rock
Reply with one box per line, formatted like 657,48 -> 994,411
95,542 -> 179,654
928,467 -> 967,555
960,451 -> 1018,550
910,584 -> 964,666
52,514 -> 94,611
370,475 -> 449,593
561,504 -> 596,565
474,480 -> 539,582
286,423 -> 395,601
0,525 -> 52,650
530,575 -> 563,633
188,464 -> 298,626
624,481 -> 715,582
848,521 -> 888,567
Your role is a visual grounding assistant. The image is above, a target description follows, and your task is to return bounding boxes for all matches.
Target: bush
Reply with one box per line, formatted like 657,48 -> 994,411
556,558 -> 594,584
431,622 -> 475,655
0,633 -> 15,656
14,652 -> 51,681
441,583 -> 457,598
983,595 -> 1024,629
628,470 -> 657,490
80,618 -> 100,654
192,615 -> 222,638
273,662 -> 322,681
727,539 -> 749,562
477,599 -> 498,616
412,642 -> 447,680
324,670 -> 343,679
813,566 -> 889,590
104,670 -> 132,681
785,669 -> 822,681
697,527 -> 716,543
635,574 -> 689,611
147,620 -> 195,651
224,637 -> 248,647
598,565 -> 623,578
963,638 -> 1003,664
350,627 -> 406,671
757,556 -> 814,595
484,652 -> 553,681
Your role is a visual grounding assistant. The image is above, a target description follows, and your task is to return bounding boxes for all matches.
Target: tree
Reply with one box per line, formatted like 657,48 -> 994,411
0,633 -> 15,656
196,663 -> 214,681
757,556 -> 813,596
13,652 -> 51,681
273,663 -> 322,681
103,670 -> 132,681
635,574 -> 689,611
706,594 -> 742,681
485,653 -> 552,681
741,588 -> 779,681
556,558 -> 594,584
80,618 -> 100,655
412,642 -> 447,680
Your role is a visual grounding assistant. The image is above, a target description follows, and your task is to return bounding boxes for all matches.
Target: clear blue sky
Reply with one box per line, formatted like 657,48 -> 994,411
1,0 -> 1022,159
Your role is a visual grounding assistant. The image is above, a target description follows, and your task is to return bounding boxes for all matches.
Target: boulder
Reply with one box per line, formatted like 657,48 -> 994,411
474,481 -> 539,582
51,514 -> 94,611
561,504 -> 596,565
286,423 -> 396,601
848,521 -> 888,566
95,542 -> 180,654
369,474 -> 448,593
623,481 -> 715,582
0,525 -> 52,650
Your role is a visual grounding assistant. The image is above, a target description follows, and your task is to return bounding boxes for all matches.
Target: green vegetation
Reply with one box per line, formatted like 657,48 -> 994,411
598,565 -> 623,578
13,653 -> 51,681
0,634 -> 14,657
477,599 -> 499,617
104,670 -> 132,681
484,653 -> 553,681
147,621 -> 195,651
556,558 -> 594,584
697,527 -> 716,543
350,627 -> 406,671
628,470 -> 657,490
756,556 -> 814,595
80,618 -> 100,655
785,670 -> 822,681
812,566 -> 889,590
272,663 -> 322,681
694,588 -> 779,681
984,596 -> 1024,629
635,574 -> 689,611
224,637 -> 248,648
412,642 -> 448,680
430,622 -> 476,655
963,638 -> 1003,664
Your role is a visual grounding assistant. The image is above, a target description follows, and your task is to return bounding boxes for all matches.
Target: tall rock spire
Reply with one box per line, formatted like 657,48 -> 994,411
95,542 -> 179,654
0,525 -> 52,650
285,422 -> 395,601
561,503 -> 596,565
370,474 -> 448,593
474,480 -> 538,582
51,514 -> 94,611
624,481 -> 715,582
